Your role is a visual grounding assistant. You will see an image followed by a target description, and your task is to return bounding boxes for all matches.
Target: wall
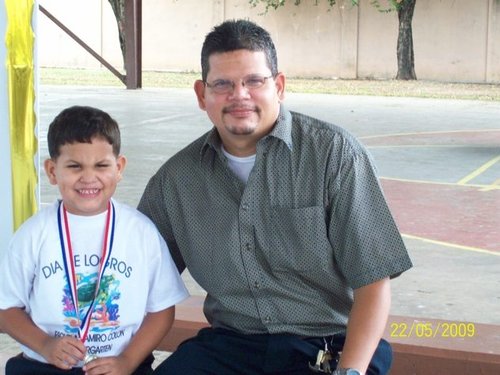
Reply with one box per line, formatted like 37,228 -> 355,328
39,0 -> 121,70
37,0 -> 500,83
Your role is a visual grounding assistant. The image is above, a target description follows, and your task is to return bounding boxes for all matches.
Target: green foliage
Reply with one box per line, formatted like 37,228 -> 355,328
370,0 -> 405,13
248,0 -> 410,13
249,0 -> 349,13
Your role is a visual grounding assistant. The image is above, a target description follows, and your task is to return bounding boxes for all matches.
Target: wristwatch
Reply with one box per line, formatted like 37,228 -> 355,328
332,369 -> 361,375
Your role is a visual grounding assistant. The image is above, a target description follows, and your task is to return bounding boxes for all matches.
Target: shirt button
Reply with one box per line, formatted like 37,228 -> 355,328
264,316 -> 272,323
254,281 -> 261,289
242,202 -> 250,210
245,243 -> 251,251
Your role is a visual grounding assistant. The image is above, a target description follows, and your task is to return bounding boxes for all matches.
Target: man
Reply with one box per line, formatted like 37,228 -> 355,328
139,19 -> 412,375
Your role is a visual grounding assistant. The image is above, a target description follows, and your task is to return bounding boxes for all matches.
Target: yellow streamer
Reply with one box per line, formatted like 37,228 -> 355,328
5,0 -> 38,230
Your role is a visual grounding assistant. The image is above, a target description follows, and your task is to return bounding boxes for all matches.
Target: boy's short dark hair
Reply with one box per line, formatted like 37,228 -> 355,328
47,105 -> 121,159
201,19 -> 278,82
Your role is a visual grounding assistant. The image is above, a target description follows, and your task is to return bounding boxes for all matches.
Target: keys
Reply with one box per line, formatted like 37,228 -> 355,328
321,350 -> 332,373
308,349 -> 326,372
308,340 -> 333,373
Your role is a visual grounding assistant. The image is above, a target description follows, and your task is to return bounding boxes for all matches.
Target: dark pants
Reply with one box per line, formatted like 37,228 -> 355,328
153,327 -> 392,375
5,353 -> 155,375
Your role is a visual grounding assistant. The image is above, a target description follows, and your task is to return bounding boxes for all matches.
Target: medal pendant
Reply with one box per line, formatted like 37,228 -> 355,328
84,353 -> 97,364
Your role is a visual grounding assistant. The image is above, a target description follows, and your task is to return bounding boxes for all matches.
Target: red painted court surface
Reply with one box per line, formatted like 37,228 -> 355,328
362,130 -> 500,254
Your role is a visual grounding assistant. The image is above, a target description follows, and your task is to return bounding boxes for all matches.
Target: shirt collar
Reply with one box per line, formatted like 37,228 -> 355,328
200,104 -> 293,161
268,104 -> 293,151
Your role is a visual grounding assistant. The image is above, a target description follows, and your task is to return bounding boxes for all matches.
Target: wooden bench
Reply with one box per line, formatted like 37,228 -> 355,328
159,296 -> 500,375
157,296 -> 209,352
386,315 -> 500,374
1,297 -> 499,374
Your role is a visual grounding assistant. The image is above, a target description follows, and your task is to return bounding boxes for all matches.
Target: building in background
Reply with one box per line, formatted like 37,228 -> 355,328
38,0 -> 500,83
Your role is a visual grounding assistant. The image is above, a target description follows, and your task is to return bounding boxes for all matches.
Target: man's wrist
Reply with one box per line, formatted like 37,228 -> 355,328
332,368 -> 362,375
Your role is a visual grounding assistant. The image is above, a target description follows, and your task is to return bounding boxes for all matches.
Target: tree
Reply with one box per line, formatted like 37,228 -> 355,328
394,0 -> 417,80
107,0 -> 126,68
249,0 -> 417,80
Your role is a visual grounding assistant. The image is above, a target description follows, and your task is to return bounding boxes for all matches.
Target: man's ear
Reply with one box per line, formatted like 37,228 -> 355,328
274,72 -> 286,102
194,80 -> 207,111
44,158 -> 58,186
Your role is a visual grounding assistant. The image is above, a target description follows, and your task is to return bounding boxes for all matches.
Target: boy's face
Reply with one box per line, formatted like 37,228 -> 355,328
44,137 -> 126,216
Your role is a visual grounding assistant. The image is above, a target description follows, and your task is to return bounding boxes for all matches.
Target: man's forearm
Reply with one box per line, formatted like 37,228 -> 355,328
337,277 -> 391,374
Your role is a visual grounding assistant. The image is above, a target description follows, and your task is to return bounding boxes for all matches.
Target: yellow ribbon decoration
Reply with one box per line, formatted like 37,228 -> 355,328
5,0 -> 38,230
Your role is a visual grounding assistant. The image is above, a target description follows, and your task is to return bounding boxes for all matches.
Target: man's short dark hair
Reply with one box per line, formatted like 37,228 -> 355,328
47,105 -> 121,159
201,19 -> 278,81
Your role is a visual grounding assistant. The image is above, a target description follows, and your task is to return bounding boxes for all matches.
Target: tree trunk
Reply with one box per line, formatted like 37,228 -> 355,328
108,0 -> 126,69
396,0 -> 417,80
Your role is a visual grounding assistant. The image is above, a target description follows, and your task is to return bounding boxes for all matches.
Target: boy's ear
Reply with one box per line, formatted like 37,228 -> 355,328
116,155 -> 127,181
44,159 -> 58,186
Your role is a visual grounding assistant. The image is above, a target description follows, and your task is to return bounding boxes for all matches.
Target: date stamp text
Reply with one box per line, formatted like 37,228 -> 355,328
390,321 -> 475,338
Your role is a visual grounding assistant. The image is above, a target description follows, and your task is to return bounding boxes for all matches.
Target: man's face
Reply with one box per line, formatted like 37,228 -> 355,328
194,49 -> 285,156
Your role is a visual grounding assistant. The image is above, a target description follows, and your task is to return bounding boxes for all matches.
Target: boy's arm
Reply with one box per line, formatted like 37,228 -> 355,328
83,306 -> 175,374
0,307 -> 86,369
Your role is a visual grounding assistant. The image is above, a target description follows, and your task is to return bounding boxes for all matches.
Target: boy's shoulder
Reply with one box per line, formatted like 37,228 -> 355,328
15,201 -> 59,232
10,201 -> 60,248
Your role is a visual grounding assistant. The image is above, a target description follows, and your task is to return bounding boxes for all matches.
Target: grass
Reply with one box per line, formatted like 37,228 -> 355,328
40,67 -> 500,101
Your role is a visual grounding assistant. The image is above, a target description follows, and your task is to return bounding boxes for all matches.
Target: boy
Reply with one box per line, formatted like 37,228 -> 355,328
0,106 -> 189,374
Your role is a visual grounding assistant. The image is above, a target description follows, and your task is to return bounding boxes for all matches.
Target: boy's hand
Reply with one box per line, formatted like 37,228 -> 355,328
82,355 -> 135,375
41,335 -> 86,369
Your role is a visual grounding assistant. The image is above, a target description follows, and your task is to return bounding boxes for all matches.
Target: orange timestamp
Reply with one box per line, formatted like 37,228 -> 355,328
390,321 -> 476,338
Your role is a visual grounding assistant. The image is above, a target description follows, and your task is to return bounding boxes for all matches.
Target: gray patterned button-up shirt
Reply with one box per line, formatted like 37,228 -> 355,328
138,105 -> 412,336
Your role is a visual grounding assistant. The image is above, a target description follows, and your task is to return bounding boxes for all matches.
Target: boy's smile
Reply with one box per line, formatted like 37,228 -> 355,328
44,137 -> 126,216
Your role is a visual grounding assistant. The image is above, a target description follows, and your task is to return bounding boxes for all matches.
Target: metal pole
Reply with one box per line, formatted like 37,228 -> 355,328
39,4 -> 126,85
125,0 -> 142,89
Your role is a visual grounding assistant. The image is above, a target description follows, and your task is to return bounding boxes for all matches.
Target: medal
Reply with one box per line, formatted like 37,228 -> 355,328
58,200 -> 115,360
84,353 -> 98,364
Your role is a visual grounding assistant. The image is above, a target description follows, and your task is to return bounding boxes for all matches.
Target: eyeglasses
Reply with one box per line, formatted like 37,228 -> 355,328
204,75 -> 274,94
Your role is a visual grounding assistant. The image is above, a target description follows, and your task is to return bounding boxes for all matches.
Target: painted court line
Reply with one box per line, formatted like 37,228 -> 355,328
367,144 -> 483,149
480,178 -> 500,192
402,233 -> 500,257
457,155 -> 500,185
380,176 -> 498,190
359,128 -> 500,140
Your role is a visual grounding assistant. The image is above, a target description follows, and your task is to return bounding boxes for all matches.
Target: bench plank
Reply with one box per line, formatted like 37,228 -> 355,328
157,296 -> 208,352
158,297 -> 500,375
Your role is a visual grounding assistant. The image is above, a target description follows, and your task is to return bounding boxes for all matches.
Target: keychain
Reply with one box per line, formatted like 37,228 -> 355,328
308,338 -> 334,373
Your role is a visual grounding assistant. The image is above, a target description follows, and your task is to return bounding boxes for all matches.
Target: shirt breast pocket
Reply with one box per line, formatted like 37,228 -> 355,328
263,206 -> 332,273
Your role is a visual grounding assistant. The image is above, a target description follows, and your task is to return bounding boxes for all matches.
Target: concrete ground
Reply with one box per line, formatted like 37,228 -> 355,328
1,85 -> 499,372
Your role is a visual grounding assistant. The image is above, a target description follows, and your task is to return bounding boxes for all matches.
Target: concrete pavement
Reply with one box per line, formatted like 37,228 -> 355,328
1,85 -> 499,372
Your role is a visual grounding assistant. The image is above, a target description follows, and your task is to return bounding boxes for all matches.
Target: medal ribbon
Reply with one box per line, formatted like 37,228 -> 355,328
57,200 -> 115,344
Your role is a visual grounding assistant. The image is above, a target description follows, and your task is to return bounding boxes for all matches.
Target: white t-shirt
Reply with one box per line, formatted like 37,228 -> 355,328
0,199 -> 189,365
222,145 -> 256,184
